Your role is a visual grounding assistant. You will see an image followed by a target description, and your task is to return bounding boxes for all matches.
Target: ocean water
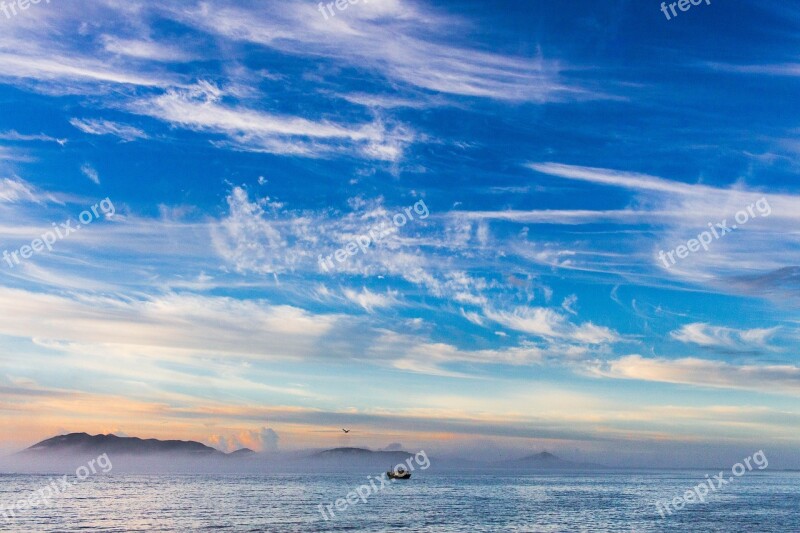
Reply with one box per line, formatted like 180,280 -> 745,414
0,471 -> 797,532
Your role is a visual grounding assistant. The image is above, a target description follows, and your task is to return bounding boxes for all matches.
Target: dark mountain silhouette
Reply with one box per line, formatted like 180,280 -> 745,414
312,447 -> 413,461
309,447 -> 419,471
228,448 -> 256,457
511,451 -> 561,464
499,451 -> 606,470
21,433 -> 249,457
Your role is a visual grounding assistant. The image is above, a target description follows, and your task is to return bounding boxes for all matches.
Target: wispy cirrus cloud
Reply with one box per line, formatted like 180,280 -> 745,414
513,162 -> 800,293
99,35 -> 196,63
671,323 -> 780,351
0,286 -> 340,361
590,355 -> 800,396
70,118 -> 149,142
80,163 -> 101,184
0,52 -> 177,88
129,82 -> 414,161
343,287 -> 400,312
166,0 -> 596,103
0,130 -> 66,146
0,177 -> 56,204
0,147 -> 32,162
367,331 -> 546,377
210,186 -> 290,276
484,306 -> 620,345
706,62 -> 800,77
527,162 -> 705,195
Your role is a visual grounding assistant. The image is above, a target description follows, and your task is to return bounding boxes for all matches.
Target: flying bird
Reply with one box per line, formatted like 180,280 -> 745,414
342,429 -> 350,434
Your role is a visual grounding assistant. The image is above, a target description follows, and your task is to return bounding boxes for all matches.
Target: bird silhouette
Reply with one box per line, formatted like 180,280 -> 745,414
342,428 -> 350,434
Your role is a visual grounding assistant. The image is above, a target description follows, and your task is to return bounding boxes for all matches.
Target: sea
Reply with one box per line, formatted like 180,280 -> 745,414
0,471 -> 797,532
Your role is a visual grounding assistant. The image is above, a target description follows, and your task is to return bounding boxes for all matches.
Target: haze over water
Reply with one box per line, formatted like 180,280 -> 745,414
1,471 -> 797,532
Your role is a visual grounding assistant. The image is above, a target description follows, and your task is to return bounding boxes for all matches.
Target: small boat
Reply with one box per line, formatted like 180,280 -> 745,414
387,466 -> 411,479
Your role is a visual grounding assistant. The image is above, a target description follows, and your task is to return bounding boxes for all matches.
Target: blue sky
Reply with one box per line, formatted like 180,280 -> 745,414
1,0 -> 799,467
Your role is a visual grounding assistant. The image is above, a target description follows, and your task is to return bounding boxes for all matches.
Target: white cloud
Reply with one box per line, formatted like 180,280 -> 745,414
0,287 -> 340,361
368,331 -> 545,376
0,177 -> 40,203
526,162 -> 800,225
0,146 -> 33,162
589,355 -> 800,395
0,130 -> 66,145
336,91 -> 442,109
484,306 -> 620,345
461,309 -> 485,326
211,186 -> 287,275
168,1 -> 595,103
512,162 -> 800,291
671,323 -> 779,351
70,118 -> 148,142
209,427 -> 280,452
129,82 -> 413,161
0,52 -> 175,87
343,287 -> 399,312
561,294 -> 578,316
706,62 -> 800,77
0,177 -> 59,204
210,187 -> 433,282
81,163 -> 100,184
528,162 -> 705,196
100,35 -> 195,63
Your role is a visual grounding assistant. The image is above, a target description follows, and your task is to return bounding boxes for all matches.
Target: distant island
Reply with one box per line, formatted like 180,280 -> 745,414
20,432 -> 253,457
309,447 -> 420,470
498,451 -> 607,470
10,433 -> 606,473
312,447 -> 414,461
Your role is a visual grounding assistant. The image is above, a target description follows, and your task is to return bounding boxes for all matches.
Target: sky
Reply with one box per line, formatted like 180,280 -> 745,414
0,0 -> 799,468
